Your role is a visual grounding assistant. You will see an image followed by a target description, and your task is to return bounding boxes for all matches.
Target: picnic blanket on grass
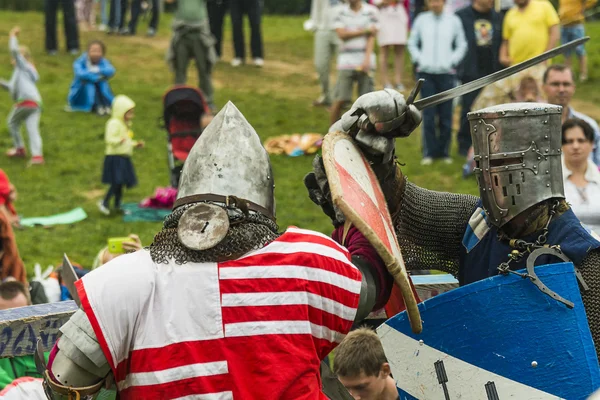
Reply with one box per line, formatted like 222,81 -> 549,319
20,208 -> 87,227
121,203 -> 171,222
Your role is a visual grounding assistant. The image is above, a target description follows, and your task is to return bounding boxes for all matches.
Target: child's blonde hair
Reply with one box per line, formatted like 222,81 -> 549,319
19,45 -> 31,61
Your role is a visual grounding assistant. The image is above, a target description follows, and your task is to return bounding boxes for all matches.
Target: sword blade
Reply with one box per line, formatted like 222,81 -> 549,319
412,37 -> 589,110
61,254 -> 81,307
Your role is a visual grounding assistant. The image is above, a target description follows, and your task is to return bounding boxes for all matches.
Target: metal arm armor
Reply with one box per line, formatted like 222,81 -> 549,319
35,309 -> 110,400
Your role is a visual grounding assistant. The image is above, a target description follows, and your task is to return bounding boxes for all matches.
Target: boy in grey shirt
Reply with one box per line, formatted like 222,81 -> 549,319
1,27 -> 44,165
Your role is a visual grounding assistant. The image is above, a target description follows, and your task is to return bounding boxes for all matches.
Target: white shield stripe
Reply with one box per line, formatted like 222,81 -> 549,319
334,139 -> 379,206
219,265 -> 362,294
378,324 -> 563,399
117,361 -> 228,391
225,320 -> 346,343
222,291 -> 357,321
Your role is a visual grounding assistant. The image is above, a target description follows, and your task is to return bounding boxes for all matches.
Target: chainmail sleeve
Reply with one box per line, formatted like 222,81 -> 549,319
394,179 -> 479,276
577,249 -> 600,353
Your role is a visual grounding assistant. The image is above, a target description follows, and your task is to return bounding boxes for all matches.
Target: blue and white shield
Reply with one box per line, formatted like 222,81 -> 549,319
378,262 -> 600,399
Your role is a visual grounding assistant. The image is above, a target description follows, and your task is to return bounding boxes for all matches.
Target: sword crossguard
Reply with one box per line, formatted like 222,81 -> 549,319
406,79 -> 424,105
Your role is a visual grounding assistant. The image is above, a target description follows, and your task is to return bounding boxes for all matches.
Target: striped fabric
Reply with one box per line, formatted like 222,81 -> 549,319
76,227 -> 362,399
462,206 -> 491,253
333,3 -> 379,70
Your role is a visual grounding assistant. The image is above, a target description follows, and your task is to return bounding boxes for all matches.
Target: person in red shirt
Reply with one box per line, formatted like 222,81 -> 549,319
0,170 -> 19,228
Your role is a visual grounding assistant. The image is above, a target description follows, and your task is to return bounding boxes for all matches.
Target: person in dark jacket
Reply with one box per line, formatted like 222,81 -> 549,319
455,0 -> 502,156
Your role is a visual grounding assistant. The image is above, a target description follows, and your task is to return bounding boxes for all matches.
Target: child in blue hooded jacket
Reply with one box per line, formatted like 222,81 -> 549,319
66,40 -> 115,115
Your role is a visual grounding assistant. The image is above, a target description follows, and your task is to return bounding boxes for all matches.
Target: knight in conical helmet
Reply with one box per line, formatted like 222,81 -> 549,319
37,102 -> 403,399
307,90 -> 600,358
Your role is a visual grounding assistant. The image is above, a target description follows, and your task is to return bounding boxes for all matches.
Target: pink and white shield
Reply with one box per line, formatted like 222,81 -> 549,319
334,140 -> 401,259
323,132 -> 422,333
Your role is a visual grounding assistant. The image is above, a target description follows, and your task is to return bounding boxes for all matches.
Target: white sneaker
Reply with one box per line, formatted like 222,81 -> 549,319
443,157 -> 453,164
253,58 -> 264,67
98,24 -> 107,32
231,58 -> 242,67
103,106 -> 112,115
420,157 -> 433,166
97,200 -> 110,216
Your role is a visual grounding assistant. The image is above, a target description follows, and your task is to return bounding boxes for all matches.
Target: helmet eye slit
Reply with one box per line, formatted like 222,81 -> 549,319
489,156 -> 523,168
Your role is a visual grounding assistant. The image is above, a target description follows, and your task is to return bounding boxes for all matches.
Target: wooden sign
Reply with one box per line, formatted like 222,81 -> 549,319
0,301 -> 78,358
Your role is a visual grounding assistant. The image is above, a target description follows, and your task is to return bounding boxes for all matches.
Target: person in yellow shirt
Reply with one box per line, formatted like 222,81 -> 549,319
98,95 -> 144,216
559,0 -> 588,81
499,0 -> 559,66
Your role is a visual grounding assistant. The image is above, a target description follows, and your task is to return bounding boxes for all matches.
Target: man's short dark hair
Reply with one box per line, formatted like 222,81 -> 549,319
0,281 -> 30,303
543,64 -> 575,83
333,327 -> 388,377
562,118 -> 595,144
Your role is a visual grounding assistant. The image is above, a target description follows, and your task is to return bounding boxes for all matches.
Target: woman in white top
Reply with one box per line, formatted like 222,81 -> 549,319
371,0 -> 409,91
562,118 -> 600,232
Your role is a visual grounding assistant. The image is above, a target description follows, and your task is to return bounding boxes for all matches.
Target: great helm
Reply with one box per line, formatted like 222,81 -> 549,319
468,103 -> 565,227
174,101 -> 275,250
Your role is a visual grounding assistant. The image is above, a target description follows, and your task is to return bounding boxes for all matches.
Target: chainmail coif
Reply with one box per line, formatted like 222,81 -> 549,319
149,203 -> 281,265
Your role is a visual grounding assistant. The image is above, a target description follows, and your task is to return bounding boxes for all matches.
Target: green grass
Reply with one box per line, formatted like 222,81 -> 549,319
0,11 -> 598,275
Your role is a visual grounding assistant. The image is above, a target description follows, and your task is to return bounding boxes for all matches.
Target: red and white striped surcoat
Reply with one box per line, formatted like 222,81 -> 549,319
75,227 -> 362,399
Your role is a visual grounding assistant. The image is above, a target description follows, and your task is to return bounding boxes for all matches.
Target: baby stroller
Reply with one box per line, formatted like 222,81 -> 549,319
162,85 -> 210,187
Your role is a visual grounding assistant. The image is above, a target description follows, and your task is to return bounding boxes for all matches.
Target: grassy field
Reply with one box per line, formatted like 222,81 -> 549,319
0,11 -> 598,275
